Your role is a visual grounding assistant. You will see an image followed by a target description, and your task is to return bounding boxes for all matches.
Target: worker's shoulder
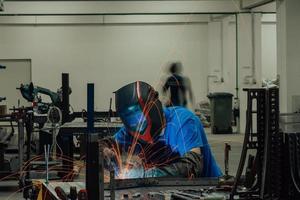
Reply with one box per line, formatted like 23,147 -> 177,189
164,106 -> 197,121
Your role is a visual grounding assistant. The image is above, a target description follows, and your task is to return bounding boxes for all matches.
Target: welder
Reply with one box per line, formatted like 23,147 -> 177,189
100,81 -> 222,178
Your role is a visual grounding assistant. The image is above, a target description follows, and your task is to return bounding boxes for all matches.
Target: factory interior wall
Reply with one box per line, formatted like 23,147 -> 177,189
0,13 -> 277,129
208,16 -> 237,97
0,1 -> 277,132
261,15 -> 277,81
0,22 -> 210,111
0,59 -> 32,110
277,0 -> 300,113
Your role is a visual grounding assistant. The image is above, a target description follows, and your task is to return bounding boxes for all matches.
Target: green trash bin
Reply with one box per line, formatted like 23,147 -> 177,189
207,92 -> 233,134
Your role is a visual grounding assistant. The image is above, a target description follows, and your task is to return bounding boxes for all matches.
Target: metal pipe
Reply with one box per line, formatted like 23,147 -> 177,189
61,73 -> 70,124
110,169 -> 115,200
87,84 -> 94,133
235,13 -> 239,99
220,20 -> 224,83
251,13 -> 257,84
241,0 -> 274,10
243,13 -> 257,85
0,11 -> 276,17
18,118 -> 24,171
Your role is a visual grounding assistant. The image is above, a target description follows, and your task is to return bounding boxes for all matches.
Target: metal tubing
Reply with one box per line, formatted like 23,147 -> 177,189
86,83 -> 103,200
110,170 -> 115,200
241,0 -> 274,10
87,84 -> 94,133
220,20 -> 224,82
0,11 -> 276,17
18,118 -> 24,171
61,73 -> 70,124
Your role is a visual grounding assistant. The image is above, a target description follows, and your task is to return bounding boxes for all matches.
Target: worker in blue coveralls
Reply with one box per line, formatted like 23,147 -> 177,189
100,81 -> 222,178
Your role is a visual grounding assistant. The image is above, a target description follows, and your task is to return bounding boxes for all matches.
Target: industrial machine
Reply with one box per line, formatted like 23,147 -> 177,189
0,64 -> 16,179
18,82 -> 71,114
15,74 -> 122,199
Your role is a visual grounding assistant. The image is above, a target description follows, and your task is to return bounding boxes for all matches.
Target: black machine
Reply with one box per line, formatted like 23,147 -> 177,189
230,88 -> 282,200
279,114 -> 300,200
230,87 -> 300,200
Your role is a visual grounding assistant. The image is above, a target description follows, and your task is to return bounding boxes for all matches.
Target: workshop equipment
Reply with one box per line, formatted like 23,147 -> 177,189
85,83 -> 104,200
78,189 -> 88,200
0,127 -> 16,178
279,113 -> 300,199
55,186 -> 68,200
224,143 -> 232,180
18,82 -> 64,114
110,170 -> 115,200
230,88 -> 282,200
47,106 -> 62,159
207,92 -> 233,134
41,177 -> 224,199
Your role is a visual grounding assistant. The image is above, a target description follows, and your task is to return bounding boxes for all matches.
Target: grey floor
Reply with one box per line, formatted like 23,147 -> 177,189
0,128 -> 244,200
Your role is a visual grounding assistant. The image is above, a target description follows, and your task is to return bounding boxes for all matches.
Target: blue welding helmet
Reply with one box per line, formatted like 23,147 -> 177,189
115,81 -> 165,143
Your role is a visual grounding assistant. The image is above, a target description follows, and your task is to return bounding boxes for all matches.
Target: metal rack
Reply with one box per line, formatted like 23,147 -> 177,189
230,87 -> 281,200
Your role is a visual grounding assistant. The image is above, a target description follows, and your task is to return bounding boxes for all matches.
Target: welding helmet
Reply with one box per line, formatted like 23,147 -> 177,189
115,81 -> 165,143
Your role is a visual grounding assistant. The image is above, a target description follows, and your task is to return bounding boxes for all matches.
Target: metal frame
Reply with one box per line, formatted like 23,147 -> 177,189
85,83 -> 103,200
284,132 -> 300,199
230,87 -> 281,200
240,0 -> 275,10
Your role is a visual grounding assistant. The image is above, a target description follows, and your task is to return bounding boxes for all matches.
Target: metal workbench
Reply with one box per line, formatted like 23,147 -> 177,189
57,121 -> 123,178
41,177 -> 228,200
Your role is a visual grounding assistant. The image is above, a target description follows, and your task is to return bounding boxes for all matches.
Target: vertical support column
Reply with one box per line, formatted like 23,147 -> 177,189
61,73 -> 73,177
18,117 -> 24,171
0,143 -> 4,171
61,73 -> 70,124
237,13 -> 262,133
86,83 -> 103,200
277,0 -> 300,113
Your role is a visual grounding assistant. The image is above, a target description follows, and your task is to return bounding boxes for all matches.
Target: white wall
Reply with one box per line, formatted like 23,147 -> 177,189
0,19 -> 209,111
277,0 -> 300,113
208,15 -> 237,96
0,0 -> 278,132
261,14 -> 277,80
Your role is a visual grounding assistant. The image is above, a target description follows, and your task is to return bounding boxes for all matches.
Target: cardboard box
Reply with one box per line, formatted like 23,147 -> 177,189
0,105 -> 7,115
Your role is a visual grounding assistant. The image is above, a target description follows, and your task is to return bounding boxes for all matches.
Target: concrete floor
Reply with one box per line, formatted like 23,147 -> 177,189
0,128 -> 245,200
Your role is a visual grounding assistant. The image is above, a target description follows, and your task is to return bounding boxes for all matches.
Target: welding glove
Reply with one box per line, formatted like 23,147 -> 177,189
99,137 -> 119,172
123,151 -> 203,178
145,151 -> 203,178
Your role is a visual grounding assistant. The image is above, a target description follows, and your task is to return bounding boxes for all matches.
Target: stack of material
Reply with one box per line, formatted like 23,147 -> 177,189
0,105 -> 6,115
195,101 -> 210,127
